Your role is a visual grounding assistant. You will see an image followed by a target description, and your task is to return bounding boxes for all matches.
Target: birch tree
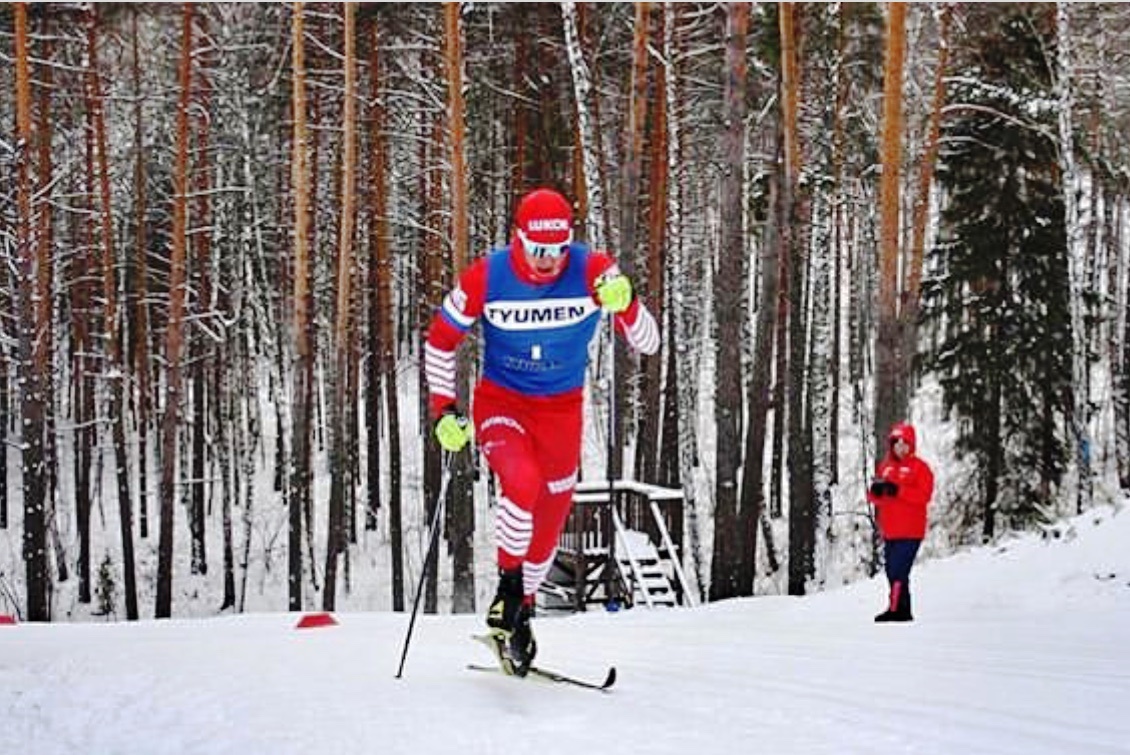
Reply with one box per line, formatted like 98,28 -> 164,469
1055,2 -> 1093,514
561,1 -> 607,249
666,3 -> 707,599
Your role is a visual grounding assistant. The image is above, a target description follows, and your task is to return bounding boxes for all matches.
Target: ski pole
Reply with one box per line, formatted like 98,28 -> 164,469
395,450 -> 453,679
605,310 -> 619,608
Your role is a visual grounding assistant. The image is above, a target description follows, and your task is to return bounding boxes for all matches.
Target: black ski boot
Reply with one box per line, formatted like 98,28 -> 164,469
508,597 -> 538,676
487,569 -> 523,633
485,570 -> 537,676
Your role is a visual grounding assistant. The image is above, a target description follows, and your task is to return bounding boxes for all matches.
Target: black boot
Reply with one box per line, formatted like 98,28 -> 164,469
895,581 -> 914,621
508,597 -> 537,675
486,569 -> 523,632
875,580 -> 913,622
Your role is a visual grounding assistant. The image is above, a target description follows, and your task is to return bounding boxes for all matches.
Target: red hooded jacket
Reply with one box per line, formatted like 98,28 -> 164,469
867,422 -> 935,540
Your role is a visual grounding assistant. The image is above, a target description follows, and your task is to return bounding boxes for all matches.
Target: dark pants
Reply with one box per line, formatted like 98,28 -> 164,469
883,539 -> 921,616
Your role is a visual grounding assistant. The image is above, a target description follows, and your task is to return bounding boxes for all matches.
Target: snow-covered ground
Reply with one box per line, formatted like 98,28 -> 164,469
2,505 -> 1127,755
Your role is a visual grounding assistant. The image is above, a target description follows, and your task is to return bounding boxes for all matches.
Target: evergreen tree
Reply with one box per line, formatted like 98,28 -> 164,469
925,7 -> 1072,539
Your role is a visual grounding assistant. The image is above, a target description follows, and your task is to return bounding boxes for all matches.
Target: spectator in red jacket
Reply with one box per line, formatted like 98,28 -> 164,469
867,422 -> 934,622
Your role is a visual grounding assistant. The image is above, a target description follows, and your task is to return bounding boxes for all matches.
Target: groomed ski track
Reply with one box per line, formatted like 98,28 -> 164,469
2,507 -> 1128,755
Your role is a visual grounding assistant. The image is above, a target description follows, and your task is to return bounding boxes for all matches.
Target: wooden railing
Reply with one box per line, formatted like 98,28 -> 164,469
556,479 -> 687,610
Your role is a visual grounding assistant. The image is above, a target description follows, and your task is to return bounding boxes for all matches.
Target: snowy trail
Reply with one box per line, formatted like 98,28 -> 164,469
3,508 -> 1129,755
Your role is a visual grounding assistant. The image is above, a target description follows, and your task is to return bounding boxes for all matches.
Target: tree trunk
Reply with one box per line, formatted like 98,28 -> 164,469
874,1 -> 907,456
302,13 -> 320,600
1115,194 -> 1130,492
780,2 -> 816,596
770,133 -> 791,521
709,2 -> 749,603
663,3 -> 707,599
636,10 -> 667,485
738,154 -> 780,595
290,1 -> 313,612
902,2 -> 953,405
131,6 -> 152,541
156,1 -> 195,620
828,3 -> 851,486
808,194 -> 834,591
511,22 -> 529,202
14,2 -> 51,621
189,18 -> 214,578
444,1 -> 476,615
619,2 -> 651,272
983,368 -> 1003,542
365,16 -> 385,542
77,77 -> 97,605
87,6 -> 139,620
324,2 -> 358,612
35,29 -> 65,589
366,16 -> 405,610
219,349 -> 235,611
560,3 -> 605,247
1055,2 -> 1093,514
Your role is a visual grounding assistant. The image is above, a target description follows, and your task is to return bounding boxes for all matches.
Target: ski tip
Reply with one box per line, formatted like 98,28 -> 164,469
602,667 -> 617,690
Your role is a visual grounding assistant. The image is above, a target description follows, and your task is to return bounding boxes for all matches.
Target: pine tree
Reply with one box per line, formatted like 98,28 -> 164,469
925,7 -> 1072,539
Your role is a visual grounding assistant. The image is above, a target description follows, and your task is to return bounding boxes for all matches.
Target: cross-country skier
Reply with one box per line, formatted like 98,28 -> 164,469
423,187 -> 660,672
867,422 -> 935,622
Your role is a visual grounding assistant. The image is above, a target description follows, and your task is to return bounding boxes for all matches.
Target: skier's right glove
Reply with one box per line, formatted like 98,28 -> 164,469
434,408 -> 472,453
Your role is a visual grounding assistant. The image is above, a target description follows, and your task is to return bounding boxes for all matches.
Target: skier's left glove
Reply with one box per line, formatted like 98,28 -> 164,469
595,273 -> 633,313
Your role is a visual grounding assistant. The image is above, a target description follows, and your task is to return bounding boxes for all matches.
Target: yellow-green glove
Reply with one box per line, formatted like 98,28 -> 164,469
595,273 -> 633,313
434,410 -> 472,452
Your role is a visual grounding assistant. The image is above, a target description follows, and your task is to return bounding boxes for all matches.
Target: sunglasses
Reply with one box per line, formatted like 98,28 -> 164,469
518,228 -> 571,260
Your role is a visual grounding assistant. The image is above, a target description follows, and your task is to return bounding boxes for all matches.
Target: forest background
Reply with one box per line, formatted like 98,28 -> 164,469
1,2 -> 1127,623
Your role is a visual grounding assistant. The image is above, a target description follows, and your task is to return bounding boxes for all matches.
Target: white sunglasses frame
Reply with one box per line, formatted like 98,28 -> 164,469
518,228 -> 572,260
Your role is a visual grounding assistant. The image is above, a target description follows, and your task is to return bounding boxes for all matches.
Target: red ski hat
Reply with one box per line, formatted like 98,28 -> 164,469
513,188 -> 573,282
515,188 -> 573,245
888,422 -> 917,454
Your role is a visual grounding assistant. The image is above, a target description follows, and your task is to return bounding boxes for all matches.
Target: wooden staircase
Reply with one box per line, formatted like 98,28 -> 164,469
539,479 -> 696,612
613,528 -> 678,607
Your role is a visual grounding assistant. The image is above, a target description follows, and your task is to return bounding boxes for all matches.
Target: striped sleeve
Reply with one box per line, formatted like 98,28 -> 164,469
619,300 -> 660,355
423,258 -> 486,418
424,341 -> 457,401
